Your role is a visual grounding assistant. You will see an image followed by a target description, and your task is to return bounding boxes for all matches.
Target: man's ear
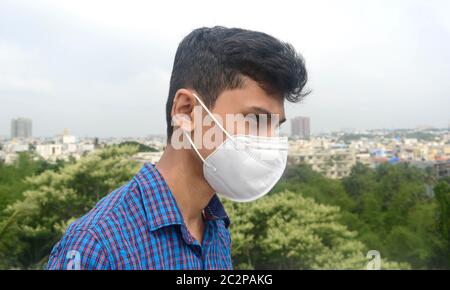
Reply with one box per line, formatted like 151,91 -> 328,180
171,89 -> 196,132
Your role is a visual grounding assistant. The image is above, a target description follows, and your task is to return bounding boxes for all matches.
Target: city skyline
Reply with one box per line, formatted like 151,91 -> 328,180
1,118 -> 449,139
1,1 -> 450,137
1,119 -> 448,179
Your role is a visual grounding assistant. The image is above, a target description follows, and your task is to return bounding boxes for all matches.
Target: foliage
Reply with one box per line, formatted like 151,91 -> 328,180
434,181 -> 450,266
224,191 -> 408,269
274,162 -> 449,269
0,145 -> 140,269
0,146 -> 447,269
117,141 -> 159,152
0,152 -> 67,215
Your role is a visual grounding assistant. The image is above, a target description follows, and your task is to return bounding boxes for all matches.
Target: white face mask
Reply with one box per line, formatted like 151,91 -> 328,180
182,93 -> 288,202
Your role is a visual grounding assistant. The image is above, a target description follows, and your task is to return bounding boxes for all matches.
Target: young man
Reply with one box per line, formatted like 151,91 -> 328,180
46,26 -> 308,270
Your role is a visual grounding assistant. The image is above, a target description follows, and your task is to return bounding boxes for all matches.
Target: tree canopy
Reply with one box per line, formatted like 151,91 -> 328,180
0,146 -> 448,269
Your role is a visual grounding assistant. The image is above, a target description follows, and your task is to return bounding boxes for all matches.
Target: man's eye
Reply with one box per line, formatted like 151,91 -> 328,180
245,114 -> 259,123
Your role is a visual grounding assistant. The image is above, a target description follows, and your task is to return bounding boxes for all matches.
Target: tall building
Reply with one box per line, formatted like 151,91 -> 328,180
291,116 -> 310,139
11,118 -> 32,139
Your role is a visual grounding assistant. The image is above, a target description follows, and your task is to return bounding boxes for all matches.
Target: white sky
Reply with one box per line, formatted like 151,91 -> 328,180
1,0 -> 449,137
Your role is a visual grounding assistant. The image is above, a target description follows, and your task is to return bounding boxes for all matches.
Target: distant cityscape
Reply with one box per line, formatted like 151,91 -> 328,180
1,117 -> 449,179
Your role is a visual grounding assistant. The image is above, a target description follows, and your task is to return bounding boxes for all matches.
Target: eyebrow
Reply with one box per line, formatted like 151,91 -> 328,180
246,106 -> 286,126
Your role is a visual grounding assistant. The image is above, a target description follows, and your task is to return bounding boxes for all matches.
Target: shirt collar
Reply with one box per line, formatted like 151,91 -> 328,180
133,163 -> 230,231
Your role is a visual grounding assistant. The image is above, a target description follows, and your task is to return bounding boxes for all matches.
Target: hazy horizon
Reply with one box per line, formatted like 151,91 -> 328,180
1,0 -> 450,138
1,124 -> 449,140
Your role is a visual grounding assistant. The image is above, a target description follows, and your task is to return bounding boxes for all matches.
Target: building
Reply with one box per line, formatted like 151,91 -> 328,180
36,144 -> 63,161
11,117 -> 32,139
62,128 -> 76,144
288,139 -> 356,178
291,116 -> 310,139
434,160 -> 450,178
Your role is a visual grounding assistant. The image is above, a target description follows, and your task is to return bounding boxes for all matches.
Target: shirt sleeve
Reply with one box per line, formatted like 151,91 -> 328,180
46,229 -> 110,270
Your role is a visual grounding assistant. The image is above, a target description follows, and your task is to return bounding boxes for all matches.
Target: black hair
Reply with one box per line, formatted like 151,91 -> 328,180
166,26 -> 309,140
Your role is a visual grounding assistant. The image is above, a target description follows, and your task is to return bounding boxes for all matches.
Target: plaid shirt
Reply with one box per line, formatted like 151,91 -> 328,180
46,163 -> 232,270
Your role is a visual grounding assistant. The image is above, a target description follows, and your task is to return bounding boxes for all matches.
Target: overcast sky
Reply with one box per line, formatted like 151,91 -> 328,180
1,0 -> 449,137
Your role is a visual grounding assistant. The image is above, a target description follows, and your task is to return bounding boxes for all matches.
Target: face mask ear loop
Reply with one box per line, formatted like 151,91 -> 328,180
183,129 -> 217,172
192,93 -> 239,150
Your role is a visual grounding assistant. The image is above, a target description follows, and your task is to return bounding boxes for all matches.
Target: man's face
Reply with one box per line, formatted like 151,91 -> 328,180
194,77 -> 286,159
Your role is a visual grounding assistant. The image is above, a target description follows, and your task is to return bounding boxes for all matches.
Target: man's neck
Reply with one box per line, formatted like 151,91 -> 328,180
155,144 -> 215,227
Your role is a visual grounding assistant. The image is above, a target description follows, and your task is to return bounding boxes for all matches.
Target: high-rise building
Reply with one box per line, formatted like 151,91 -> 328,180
291,116 -> 310,139
11,117 -> 32,139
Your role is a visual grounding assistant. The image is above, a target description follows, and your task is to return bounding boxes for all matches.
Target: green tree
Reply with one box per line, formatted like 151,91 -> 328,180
118,141 -> 159,152
434,181 -> 450,267
0,145 -> 141,269
0,152 -> 67,215
1,147 -> 442,270
224,190 -> 408,269
341,163 -> 447,269
274,162 -> 448,269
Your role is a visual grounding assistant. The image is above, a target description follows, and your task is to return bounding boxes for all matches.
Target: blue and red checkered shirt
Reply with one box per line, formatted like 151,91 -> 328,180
46,163 -> 232,270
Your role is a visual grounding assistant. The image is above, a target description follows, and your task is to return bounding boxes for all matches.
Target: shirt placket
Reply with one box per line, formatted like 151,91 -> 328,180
179,224 -> 202,269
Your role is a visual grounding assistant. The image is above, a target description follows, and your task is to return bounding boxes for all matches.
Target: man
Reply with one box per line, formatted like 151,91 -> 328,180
46,26 -> 308,270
